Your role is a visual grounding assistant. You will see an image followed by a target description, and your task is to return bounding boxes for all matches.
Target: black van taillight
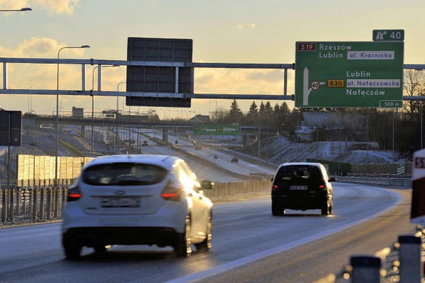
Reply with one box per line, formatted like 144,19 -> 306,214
272,184 -> 279,191
67,185 -> 82,202
161,181 -> 182,201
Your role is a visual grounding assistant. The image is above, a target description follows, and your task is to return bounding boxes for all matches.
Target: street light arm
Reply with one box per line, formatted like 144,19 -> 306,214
57,45 -> 91,90
117,81 -> 126,92
92,65 -> 99,92
91,64 -> 119,92
58,45 -> 90,58
0,7 -> 32,12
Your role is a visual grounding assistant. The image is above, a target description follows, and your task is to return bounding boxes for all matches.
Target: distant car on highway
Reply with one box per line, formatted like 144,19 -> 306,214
193,141 -> 202,150
271,162 -> 335,216
62,154 -> 214,259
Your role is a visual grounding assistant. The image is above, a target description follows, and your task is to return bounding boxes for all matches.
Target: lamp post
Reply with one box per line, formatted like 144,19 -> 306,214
115,82 -> 126,154
55,45 -> 90,186
421,103 -> 423,149
0,7 -> 32,12
90,65 -> 98,157
90,65 -> 118,156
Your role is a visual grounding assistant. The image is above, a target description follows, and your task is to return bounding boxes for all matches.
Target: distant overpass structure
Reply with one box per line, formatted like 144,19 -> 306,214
26,114 -> 277,136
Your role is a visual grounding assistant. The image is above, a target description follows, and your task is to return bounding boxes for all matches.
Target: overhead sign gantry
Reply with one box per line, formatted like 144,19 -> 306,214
295,30 -> 404,108
2,31 -> 425,109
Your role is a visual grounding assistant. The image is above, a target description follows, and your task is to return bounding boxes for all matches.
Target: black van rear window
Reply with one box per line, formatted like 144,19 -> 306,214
82,163 -> 168,186
275,165 -> 322,183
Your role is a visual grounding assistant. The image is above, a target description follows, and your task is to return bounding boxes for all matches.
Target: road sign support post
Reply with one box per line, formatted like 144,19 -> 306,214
3,62 -> 7,90
1,188 -> 7,222
350,255 -> 381,283
398,235 -> 421,283
6,113 -> 10,192
393,109 -> 396,161
421,103 -> 423,149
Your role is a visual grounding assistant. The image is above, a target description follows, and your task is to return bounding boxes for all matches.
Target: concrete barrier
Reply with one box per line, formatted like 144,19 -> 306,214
336,176 -> 411,188
204,179 -> 271,202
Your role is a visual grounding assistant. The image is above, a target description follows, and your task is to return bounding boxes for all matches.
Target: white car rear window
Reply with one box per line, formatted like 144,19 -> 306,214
82,162 -> 168,186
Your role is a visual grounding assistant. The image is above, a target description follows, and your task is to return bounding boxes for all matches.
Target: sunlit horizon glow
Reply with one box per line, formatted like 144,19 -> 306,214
0,0 -> 424,119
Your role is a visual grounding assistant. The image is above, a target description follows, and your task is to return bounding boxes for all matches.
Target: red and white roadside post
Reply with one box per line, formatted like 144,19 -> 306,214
407,148 -> 425,283
411,149 -> 425,224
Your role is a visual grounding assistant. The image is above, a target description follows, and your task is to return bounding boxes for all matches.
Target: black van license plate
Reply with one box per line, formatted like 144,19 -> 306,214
290,186 -> 307,190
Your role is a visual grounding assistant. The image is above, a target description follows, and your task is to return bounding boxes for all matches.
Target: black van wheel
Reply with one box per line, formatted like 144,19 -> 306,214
94,245 -> 107,254
63,239 -> 82,260
272,201 -> 284,216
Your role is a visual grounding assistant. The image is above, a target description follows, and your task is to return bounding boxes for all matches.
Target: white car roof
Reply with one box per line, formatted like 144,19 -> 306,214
83,154 -> 181,171
278,162 -> 324,168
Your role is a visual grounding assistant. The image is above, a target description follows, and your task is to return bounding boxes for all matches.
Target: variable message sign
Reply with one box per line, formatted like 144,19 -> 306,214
126,37 -> 193,107
295,41 -> 404,108
0,110 -> 21,146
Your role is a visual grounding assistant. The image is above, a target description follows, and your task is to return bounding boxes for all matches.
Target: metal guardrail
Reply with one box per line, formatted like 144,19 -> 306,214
336,176 -> 411,188
1,185 -> 68,225
1,179 -> 271,226
316,227 -> 424,283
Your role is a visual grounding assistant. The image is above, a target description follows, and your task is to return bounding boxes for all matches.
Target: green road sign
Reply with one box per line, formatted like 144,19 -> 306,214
194,124 -> 240,136
295,41 -> 404,108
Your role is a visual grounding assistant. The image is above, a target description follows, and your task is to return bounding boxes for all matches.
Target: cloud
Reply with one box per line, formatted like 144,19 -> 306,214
35,0 -> 80,15
0,37 -> 86,57
246,70 -> 284,83
235,23 -> 256,30
1,37 -> 90,90
0,0 -> 80,15
195,69 -> 293,95
0,37 -> 119,115
0,0 -> 28,10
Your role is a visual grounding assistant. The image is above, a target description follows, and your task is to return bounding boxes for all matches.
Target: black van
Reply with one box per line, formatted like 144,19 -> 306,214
271,162 -> 335,216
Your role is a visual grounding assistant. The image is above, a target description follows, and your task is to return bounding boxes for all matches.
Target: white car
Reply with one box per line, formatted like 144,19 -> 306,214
62,154 -> 214,259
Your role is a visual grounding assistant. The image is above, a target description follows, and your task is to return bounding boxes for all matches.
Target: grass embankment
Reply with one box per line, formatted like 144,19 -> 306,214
59,140 -> 85,156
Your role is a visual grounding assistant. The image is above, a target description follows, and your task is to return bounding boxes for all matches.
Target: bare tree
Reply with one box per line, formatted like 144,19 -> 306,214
403,70 -> 425,117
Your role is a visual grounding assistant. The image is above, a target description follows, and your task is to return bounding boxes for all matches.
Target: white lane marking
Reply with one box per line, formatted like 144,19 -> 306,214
167,187 -> 402,283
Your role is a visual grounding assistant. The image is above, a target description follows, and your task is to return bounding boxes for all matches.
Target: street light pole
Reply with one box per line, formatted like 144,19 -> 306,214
55,45 -> 90,186
90,65 -> 99,157
116,82 -> 126,154
90,65 -> 118,156
421,103 -> 423,149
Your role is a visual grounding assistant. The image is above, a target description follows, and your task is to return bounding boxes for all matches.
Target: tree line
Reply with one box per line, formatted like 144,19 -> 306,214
211,100 -> 302,136
206,70 -> 425,157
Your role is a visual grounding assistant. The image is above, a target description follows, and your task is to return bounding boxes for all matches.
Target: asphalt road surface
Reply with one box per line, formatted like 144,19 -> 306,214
1,183 -> 413,283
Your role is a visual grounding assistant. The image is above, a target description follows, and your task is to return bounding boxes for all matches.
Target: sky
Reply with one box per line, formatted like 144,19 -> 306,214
0,0 -> 424,119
